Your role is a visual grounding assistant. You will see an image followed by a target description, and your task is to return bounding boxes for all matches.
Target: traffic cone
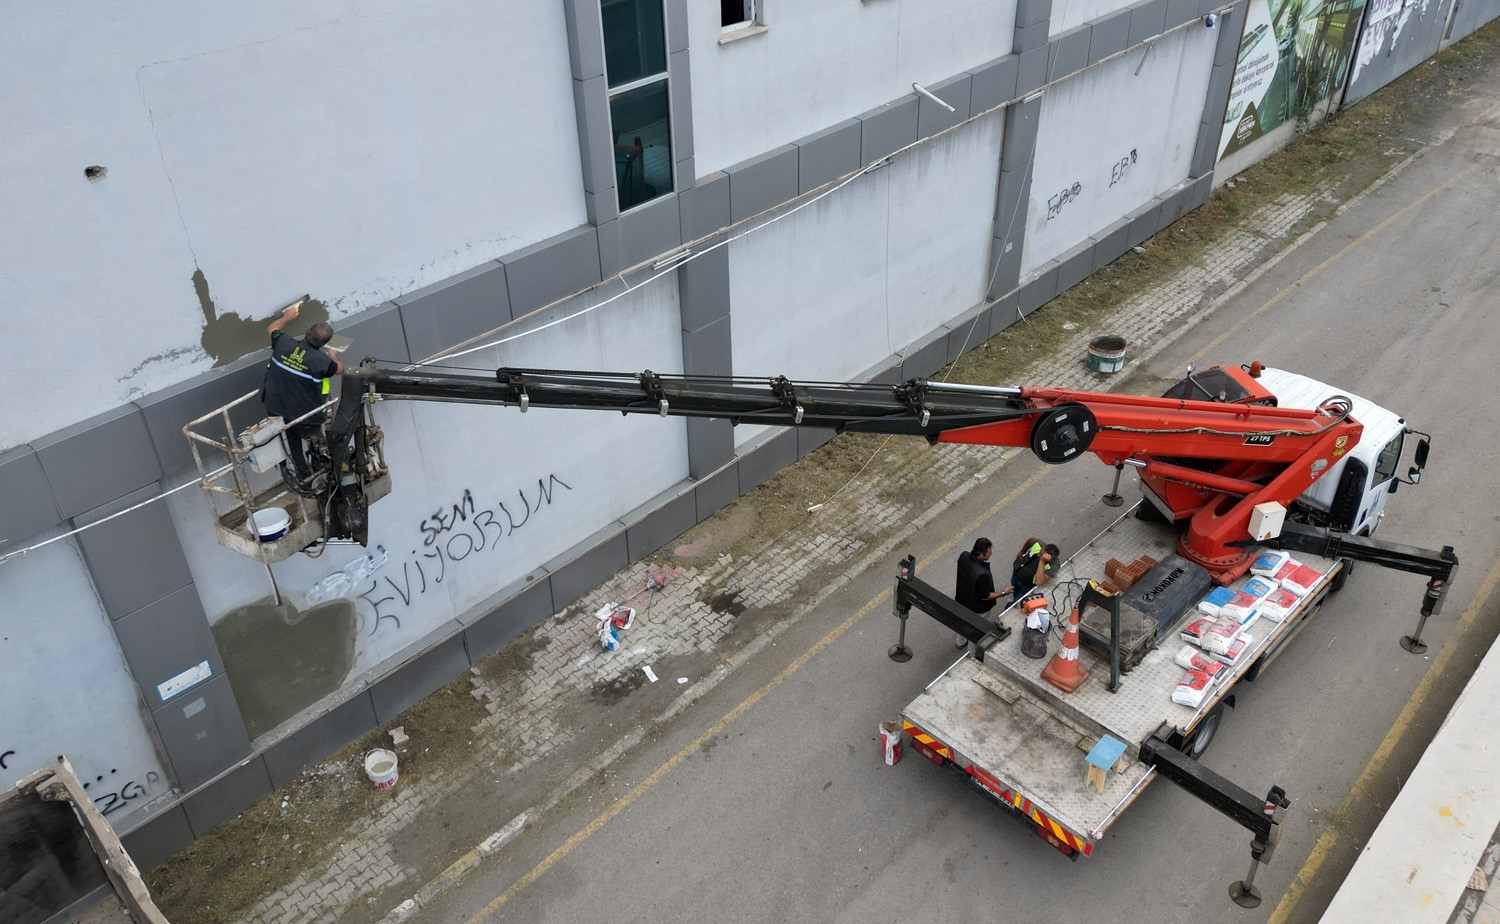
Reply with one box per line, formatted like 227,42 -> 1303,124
1040,606 -> 1090,693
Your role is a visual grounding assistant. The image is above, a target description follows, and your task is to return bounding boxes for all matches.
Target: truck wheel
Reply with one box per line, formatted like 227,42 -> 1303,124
1330,559 -> 1353,594
1187,706 -> 1224,759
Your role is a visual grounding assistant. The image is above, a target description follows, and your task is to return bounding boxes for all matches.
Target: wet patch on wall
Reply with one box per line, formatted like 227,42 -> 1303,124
211,596 -> 357,740
195,268 -> 330,367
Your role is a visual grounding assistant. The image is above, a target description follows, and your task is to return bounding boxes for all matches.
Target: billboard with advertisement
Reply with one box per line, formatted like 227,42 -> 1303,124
1219,0 -> 1369,158
1343,0 -> 1450,104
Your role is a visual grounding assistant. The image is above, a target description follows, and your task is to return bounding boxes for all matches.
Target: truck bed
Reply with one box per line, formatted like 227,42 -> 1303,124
901,506 -> 1338,854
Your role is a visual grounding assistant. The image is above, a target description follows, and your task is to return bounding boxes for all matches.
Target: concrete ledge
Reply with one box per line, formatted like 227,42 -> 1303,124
368,629 -> 471,724
1019,261 -> 1060,315
1092,217 -> 1132,268
182,756 -> 272,838
0,445 -> 61,549
795,119 -> 862,194
727,144 -> 799,222
969,55 -> 1019,112
120,804 -> 195,872
545,526 -> 630,608
900,330 -> 951,380
463,576 -> 555,661
501,225 -> 602,319
396,261 -> 512,363
917,73 -> 973,137
1048,24 -> 1092,81
1128,0 -> 1169,44
988,292 -> 1023,337
135,351 -> 266,477
1054,239 -> 1098,293
261,692 -> 380,789
693,463 -> 740,523
944,306 -> 992,363
797,427 -> 837,459
1089,9 -> 1132,63
679,172 -> 730,241
858,96 -> 919,163
33,403 -> 162,520
738,429 -> 797,495
621,485 -> 697,563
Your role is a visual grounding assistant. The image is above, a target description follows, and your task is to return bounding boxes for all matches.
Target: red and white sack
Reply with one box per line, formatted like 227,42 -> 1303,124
1181,616 -> 1215,645
1219,591 -> 1261,623
1208,632 -> 1253,666
1174,646 -> 1226,681
1172,669 -> 1215,707
1273,559 -> 1303,588
1279,564 -> 1325,597
1258,588 -> 1300,623
1250,550 -> 1291,577
1196,619 -> 1241,654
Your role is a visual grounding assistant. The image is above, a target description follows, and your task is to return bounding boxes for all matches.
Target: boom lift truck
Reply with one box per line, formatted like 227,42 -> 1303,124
190,360 -> 1456,900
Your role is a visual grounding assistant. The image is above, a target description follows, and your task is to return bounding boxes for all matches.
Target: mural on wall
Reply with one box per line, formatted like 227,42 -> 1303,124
168,279 -> 690,741
1219,0 -> 1368,158
1343,0 -> 1449,103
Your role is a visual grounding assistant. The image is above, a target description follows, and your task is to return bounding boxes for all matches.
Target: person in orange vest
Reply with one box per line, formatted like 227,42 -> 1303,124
261,301 -> 343,490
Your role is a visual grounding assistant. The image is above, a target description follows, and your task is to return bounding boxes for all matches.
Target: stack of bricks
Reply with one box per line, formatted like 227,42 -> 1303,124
1104,555 -> 1161,591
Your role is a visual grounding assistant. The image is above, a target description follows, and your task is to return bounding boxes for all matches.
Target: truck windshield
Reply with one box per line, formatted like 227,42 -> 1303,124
1374,433 -> 1404,484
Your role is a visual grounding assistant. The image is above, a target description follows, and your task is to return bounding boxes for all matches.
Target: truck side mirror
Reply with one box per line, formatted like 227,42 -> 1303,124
1413,438 -> 1430,470
1406,468 -> 1421,485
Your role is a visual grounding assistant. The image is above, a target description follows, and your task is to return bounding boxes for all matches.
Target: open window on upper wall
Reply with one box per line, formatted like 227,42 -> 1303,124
721,0 -> 757,30
601,0 -> 674,211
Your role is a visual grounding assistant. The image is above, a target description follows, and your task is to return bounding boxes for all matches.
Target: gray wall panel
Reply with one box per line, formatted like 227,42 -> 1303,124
1166,0 -> 1201,29
623,490 -> 696,563
1017,45 -> 1050,97
1015,20 -> 1050,52
858,97 -> 919,163
561,0 -> 605,81
678,247 -> 730,333
1048,25 -> 1092,80
1019,262 -> 1059,315
1204,62 -> 1233,121
337,300 -> 410,365
369,633 -> 471,724
995,163 -> 1035,233
1213,12 -> 1240,68
546,527 -> 629,607
1017,0 -> 1053,29
33,405 -> 162,519
669,49 -> 695,164
692,459 -> 739,521
501,225 -> 602,318
665,0 -> 689,53
738,430 -> 797,495
0,446 -> 61,547
796,427 -> 837,459
136,353 -> 266,476
796,119 -> 862,193
944,309 -> 991,363
679,172 -> 730,241
572,75 -> 617,210
683,316 -> 732,376
73,484 -> 193,620
150,673 -> 253,790
395,261 -> 512,363
917,73 -> 972,137
988,292 -> 1023,337
598,195 -> 683,277
900,333 -> 949,380
181,757 -> 272,838
464,578 -> 555,661
262,692 -> 379,789
1090,10 -> 1132,63
1000,98 -> 1042,172
1055,240 -> 1097,292
969,56 -> 1020,112
1190,120 -> 1219,177
1092,217 -> 1132,268
727,144 -> 800,223
687,418 -> 735,481
988,234 -> 1025,299
113,585 -> 224,710
1129,0 -> 1169,43
120,805 -> 195,872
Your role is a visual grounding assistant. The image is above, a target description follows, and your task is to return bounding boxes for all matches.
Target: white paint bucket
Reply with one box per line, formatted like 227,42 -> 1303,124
252,507 -> 291,542
364,749 -> 400,789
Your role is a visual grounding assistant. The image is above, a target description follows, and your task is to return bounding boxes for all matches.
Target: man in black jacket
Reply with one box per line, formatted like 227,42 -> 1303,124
954,537 -> 1012,646
261,300 -> 343,489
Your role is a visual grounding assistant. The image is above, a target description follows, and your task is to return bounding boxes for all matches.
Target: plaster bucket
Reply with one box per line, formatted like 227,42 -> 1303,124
1087,336 -> 1127,374
364,749 -> 400,789
252,507 -> 291,542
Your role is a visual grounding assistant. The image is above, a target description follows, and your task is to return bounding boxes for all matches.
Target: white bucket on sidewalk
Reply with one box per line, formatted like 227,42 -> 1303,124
364,749 -> 400,789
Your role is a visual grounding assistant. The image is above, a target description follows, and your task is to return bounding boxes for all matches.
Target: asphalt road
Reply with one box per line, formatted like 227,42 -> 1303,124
416,96 -> 1500,924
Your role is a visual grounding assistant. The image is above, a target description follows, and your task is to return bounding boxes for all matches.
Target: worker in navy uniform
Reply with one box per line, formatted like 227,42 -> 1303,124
954,537 -> 1012,647
1011,538 -> 1059,598
261,301 -> 343,489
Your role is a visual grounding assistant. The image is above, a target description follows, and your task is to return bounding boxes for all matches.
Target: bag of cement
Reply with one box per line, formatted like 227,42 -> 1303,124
598,620 -> 621,652
1219,591 -> 1261,622
1236,608 -> 1260,634
1196,586 -> 1236,617
1181,616 -> 1216,644
1280,564 -> 1325,597
879,721 -> 902,766
1273,558 -> 1304,586
1172,669 -> 1215,707
1258,588 -> 1300,623
1207,632 -> 1252,666
1250,550 -> 1291,577
1197,619 -> 1242,654
1173,646 -> 1226,681
1241,576 -> 1277,600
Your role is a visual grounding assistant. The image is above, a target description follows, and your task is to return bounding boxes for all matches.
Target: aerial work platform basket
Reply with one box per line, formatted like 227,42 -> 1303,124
183,389 -> 390,563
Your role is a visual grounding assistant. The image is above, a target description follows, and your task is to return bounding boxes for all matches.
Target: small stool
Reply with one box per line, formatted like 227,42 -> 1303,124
1084,734 -> 1127,795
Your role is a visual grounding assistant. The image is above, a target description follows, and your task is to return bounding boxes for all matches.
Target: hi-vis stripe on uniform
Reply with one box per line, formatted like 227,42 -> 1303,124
966,764 -> 1094,856
901,720 -> 952,760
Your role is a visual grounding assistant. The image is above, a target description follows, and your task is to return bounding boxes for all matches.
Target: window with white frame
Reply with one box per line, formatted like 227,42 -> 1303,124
601,0 -> 673,211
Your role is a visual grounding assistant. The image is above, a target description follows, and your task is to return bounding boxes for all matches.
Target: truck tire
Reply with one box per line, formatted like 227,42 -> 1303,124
1330,559 -> 1353,594
1186,706 -> 1224,759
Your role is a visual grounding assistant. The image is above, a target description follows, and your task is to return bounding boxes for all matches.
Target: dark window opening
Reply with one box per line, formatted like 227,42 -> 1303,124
721,0 -> 754,28
602,0 -> 666,89
611,81 -> 673,211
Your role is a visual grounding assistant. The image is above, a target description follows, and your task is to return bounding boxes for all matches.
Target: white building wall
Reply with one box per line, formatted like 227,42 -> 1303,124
728,114 -> 1003,447
169,279 -> 687,677
0,541 -> 170,819
688,1 -> 1015,175
1022,25 -> 1216,274
0,1 -> 585,451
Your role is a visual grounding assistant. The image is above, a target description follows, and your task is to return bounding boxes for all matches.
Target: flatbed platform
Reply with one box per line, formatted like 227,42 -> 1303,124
902,505 -> 1338,850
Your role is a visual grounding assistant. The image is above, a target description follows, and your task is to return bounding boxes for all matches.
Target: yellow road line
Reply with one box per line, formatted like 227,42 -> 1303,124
467,465 -> 1053,920
1189,166 -> 1478,366
1268,554 -> 1500,924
